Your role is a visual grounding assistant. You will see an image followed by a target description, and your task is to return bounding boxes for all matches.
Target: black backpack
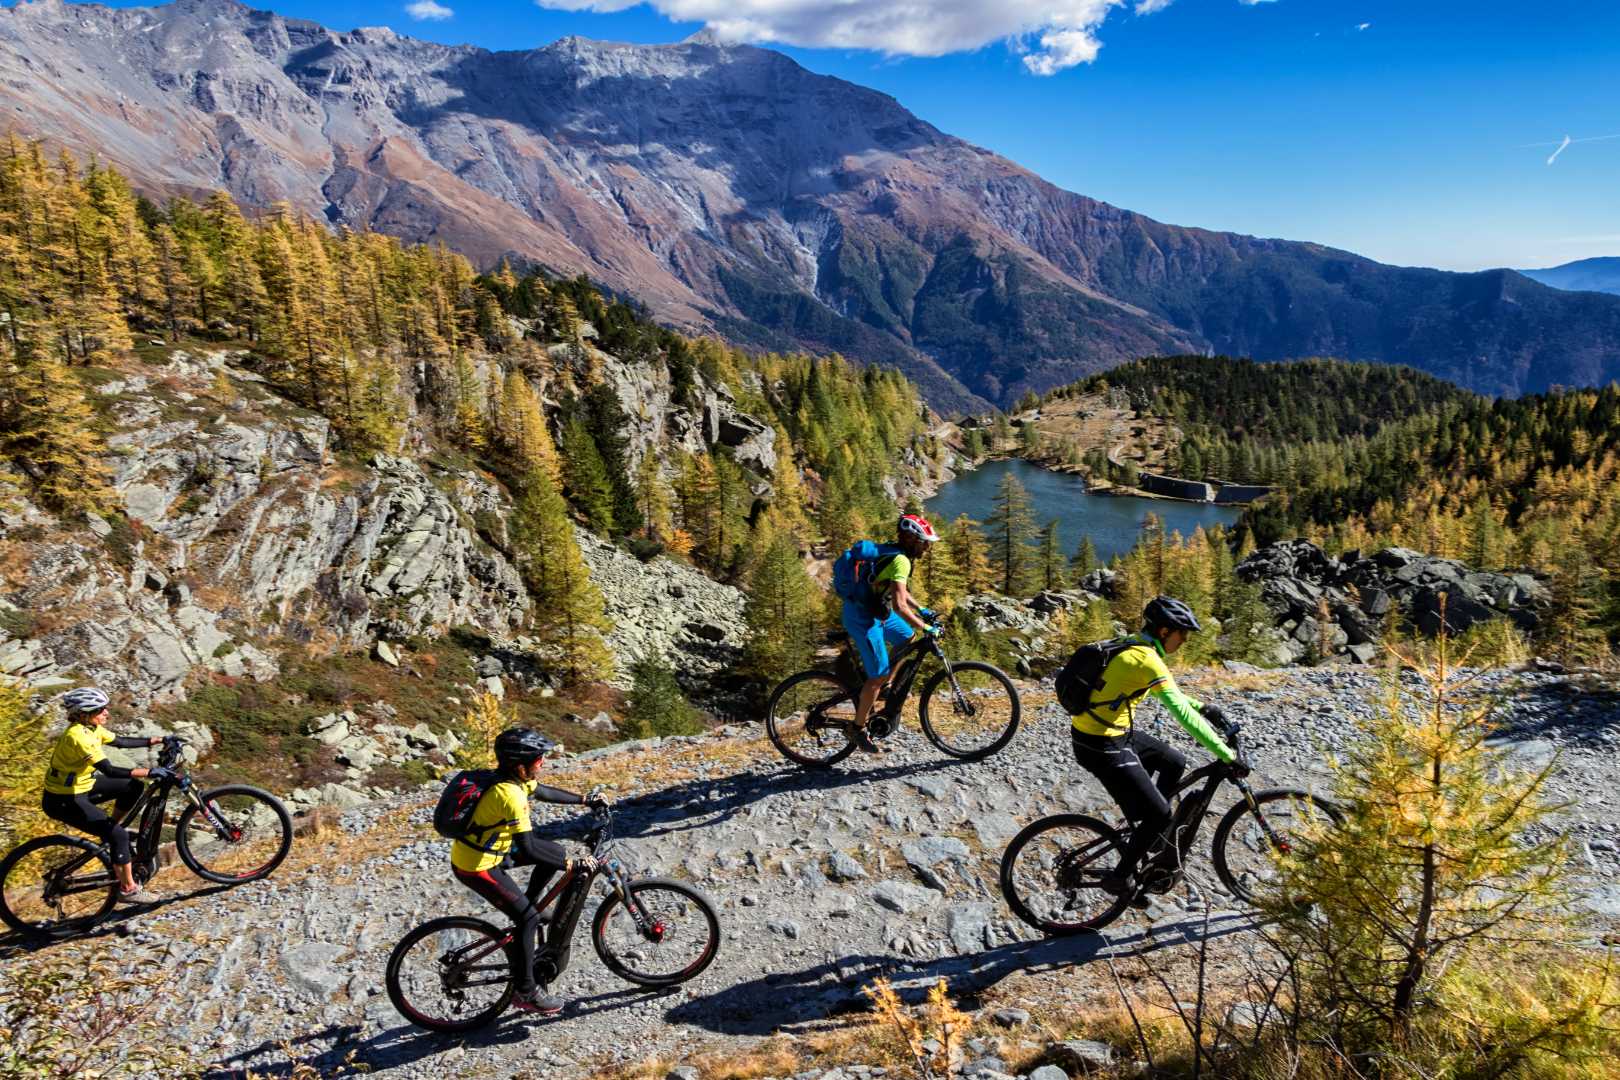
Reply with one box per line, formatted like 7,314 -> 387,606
1054,637 -> 1144,719
432,769 -> 499,840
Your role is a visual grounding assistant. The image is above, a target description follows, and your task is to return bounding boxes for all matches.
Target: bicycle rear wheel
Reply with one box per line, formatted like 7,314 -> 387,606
175,785 -> 293,884
592,878 -> 721,987
999,814 -> 1131,935
765,670 -> 859,768
1212,788 -> 1342,906
0,835 -> 118,936
919,661 -> 1021,760
386,916 -> 516,1032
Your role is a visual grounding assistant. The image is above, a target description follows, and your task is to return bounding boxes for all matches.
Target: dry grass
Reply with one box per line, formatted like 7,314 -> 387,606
585,1016 -> 920,1080
1180,668 -> 1291,693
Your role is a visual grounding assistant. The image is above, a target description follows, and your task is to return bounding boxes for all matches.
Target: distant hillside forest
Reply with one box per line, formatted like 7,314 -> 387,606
1061,356 -> 1620,654
0,138 -> 944,683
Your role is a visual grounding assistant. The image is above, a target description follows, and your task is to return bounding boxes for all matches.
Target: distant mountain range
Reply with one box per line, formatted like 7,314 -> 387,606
3,0 -> 1619,407
1520,257 -> 1620,297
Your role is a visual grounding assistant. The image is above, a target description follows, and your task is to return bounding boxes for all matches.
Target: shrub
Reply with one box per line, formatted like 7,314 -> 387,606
622,653 -> 702,738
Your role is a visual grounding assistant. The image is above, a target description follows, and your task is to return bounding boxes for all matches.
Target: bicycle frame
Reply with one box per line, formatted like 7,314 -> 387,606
41,739 -> 220,886
1138,726 -> 1268,886
865,634 -> 966,736
439,807 -> 660,988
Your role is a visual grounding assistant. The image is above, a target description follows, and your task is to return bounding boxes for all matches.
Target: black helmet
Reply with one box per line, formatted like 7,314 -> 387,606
494,727 -> 557,768
1144,595 -> 1201,634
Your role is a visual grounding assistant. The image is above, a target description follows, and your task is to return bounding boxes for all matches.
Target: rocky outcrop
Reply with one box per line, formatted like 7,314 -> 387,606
1237,540 -> 1549,665
573,526 -> 746,698
0,350 -> 527,704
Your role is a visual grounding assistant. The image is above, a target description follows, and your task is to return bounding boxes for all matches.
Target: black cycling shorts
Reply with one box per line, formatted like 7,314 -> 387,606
42,777 -> 143,866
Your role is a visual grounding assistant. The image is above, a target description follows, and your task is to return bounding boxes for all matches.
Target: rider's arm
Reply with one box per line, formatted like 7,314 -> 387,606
510,826 -> 569,870
1149,677 -> 1235,763
890,581 -> 931,633
90,758 -> 138,779
108,736 -> 160,749
531,784 -> 585,806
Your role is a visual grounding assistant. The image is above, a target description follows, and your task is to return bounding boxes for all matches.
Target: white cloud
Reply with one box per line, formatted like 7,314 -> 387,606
535,0 -> 1180,74
407,0 -> 454,19
1355,21 -> 1370,30
1238,0 -> 1279,5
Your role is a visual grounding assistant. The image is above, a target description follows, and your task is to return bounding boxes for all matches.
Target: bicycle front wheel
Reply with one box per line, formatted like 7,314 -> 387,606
386,916 -> 516,1032
765,670 -> 859,768
175,785 -> 293,884
999,814 -> 1131,935
0,835 -> 118,936
919,660 -> 1021,760
593,878 -> 721,987
1212,788 -> 1342,906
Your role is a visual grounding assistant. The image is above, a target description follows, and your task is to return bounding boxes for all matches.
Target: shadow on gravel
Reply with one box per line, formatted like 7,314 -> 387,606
666,910 -> 1259,1036
203,986 -> 678,1079
530,752 -> 963,845
1486,680 -> 1620,748
0,883 -> 233,961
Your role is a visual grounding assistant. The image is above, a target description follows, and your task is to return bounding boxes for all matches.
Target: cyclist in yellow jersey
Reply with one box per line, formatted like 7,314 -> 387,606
1070,596 -> 1247,900
42,688 -> 171,904
451,727 -> 608,1016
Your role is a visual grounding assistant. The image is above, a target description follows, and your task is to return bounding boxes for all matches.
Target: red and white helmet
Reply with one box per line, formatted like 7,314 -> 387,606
898,513 -> 940,544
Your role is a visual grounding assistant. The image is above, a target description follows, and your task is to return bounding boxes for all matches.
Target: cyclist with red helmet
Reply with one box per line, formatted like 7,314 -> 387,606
843,513 -> 941,751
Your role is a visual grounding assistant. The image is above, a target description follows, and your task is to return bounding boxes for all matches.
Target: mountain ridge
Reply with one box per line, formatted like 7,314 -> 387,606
3,0 -> 1619,406
1521,256 -> 1620,297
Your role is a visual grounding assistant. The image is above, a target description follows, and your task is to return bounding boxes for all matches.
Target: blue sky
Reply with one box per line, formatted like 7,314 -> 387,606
91,0 -> 1620,272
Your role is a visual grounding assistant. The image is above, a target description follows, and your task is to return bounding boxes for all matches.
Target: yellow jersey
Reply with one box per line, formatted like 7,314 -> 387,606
44,723 -> 116,795
450,778 -> 538,873
1071,635 -> 1172,737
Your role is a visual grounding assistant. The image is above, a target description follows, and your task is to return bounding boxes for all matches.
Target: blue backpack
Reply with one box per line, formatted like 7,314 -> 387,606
832,540 -> 902,612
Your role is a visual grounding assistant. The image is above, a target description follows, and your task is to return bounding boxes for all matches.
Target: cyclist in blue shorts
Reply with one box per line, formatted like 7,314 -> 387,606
842,513 -> 940,751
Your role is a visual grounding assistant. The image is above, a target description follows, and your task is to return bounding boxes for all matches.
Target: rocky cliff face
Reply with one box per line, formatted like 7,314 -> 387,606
3,0 -> 1617,407
0,339 -> 827,713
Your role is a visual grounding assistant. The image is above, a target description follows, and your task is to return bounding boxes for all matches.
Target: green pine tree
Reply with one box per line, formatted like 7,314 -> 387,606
510,467 -> 614,682
742,532 -> 820,682
560,419 -> 616,534
984,471 -> 1037,596
622,652 -> 702,738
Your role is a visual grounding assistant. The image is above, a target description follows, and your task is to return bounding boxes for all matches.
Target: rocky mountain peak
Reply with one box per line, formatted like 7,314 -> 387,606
1,0 -> 1616,407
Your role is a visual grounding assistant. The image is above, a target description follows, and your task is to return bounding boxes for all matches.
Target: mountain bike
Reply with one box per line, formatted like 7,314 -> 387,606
765,625 -> 1021,768
999,722 -> 1340,934
0,737 -> 293,937
386,802 -> 721,1032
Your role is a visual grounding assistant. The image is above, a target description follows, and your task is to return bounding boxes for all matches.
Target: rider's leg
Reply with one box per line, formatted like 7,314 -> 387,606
844,602 -> 896,732
43,786 -> 138,892
455,864 -> 542,996
1071,730 -> 1172,881
1129,731 -> 1187,802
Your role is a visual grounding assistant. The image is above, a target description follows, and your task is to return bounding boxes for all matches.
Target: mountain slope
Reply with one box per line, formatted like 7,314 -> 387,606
4,0 -> 1619,406
1521,257 -> 1620,297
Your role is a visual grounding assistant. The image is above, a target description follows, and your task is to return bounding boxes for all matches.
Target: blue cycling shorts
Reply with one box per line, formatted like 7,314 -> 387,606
842,601 -> 914,679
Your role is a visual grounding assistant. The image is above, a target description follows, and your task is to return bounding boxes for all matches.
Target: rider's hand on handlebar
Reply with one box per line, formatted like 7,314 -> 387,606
146,766 -> 177,783
573,854 -> 601,874
586,795 -> 612,811
1201,703 -> 1227,728
1228,756 -> 1252,780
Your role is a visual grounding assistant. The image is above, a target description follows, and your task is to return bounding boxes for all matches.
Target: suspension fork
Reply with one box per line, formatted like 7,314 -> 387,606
1233,779 -> 1292,852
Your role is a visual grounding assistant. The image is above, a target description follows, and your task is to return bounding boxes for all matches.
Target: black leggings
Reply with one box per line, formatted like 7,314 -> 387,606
1071,728 -> 1187,876
42,777 -> 144,867
453,843 -> 565,995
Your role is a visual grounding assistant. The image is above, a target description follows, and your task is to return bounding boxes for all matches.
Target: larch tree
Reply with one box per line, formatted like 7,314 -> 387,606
510,466 -> 613,683
984,470 -> 1037,596
742,531 -> 820,682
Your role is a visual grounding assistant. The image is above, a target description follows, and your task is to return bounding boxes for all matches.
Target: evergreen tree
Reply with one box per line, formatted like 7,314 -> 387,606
1037,520 -> 1064,590
633,452 -> 672,542
984,471 -> 1037,595
622,652 -> 702,738
509,467 -> 613,682
1071,536 -> 1098,581
561,419 -> 616,533
581,383 -> 641,536
742,532 -> 820,682
0,348 -> 109,512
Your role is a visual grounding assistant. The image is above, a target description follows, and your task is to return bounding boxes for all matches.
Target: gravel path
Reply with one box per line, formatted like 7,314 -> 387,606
5,666 -> 1615,1078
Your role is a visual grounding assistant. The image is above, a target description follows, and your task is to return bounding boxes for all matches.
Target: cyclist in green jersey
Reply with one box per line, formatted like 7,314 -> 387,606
1069,596 -> 1248,901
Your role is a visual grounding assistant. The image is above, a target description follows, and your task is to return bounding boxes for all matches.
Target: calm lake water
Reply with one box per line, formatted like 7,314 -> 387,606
925,458 -> 1242,565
